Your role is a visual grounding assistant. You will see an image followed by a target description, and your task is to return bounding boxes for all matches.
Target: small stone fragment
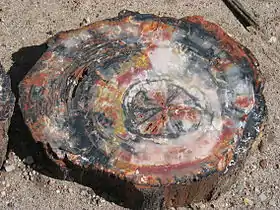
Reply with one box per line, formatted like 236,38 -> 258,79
254,187 -> 260,194
268,36 -> 277,43
199,203 -> 206,209
269,199 -> 277,207
4,164 -> 15,172
244,197 -> 254,206
47,179 -> 55,185
259,159 -> 268,169
1,191 -> 6,197
267,132 -> 275,143
259,193 -> 267,202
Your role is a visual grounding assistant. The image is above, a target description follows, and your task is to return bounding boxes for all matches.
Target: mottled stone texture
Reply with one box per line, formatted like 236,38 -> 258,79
18,11 -> 266,209
0,63 -> 15,168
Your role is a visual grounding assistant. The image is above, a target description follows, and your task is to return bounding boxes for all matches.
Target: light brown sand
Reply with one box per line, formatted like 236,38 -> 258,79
0,0 -> 279,209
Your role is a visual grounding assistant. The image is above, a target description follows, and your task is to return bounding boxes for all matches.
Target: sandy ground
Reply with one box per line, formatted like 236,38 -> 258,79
0,0 -> 280,209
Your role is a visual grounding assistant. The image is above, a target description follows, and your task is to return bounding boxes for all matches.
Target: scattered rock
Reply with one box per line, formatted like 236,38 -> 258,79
259,193 -> 267,202
4,164 -> 15,172
1,191 -> 6,197
200,203 -> 206,209
244,197 -> 254,206
254,187 -> 261,195
259,159 -> 268,169
269,199 -> 277,207
268,36 -> 277,43
47,179 -> 55,185
267,132 -> 275,143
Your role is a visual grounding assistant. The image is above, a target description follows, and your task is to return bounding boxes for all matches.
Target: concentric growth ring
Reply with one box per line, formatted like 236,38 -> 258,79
19,11 -> 266,208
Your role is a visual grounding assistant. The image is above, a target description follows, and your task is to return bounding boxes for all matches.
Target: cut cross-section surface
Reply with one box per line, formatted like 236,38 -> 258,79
19,11 -> 266,209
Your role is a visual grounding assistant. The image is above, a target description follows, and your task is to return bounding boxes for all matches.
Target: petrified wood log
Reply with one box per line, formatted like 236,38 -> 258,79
18,11 -> 266,209
0,63 -> 15,168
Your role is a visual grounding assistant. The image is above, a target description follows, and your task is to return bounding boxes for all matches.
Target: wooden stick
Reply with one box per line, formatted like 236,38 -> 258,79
222,0 -> 259,30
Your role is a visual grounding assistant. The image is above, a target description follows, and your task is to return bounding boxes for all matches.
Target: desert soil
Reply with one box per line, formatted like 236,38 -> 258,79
0,0 -> 279,209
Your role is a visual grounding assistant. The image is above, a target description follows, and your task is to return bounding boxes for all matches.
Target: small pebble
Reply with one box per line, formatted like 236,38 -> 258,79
4,164 -> 15,172
244,197 -> 254,206
48,179 -> 55,185
269,199 -> 277,207
259,193 -> 267,202
268,36 -> 277,43
56,189 -> 60,194
1,191 -> 6,197
259,159 -> 268,169
68,188 -> 73,194
254,187 -> 260,194
200,203 -> 206,209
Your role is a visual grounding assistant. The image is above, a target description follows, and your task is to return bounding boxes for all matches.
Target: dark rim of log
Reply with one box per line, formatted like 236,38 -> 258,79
18,11 -> 266,209
0,63 -> 15,168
